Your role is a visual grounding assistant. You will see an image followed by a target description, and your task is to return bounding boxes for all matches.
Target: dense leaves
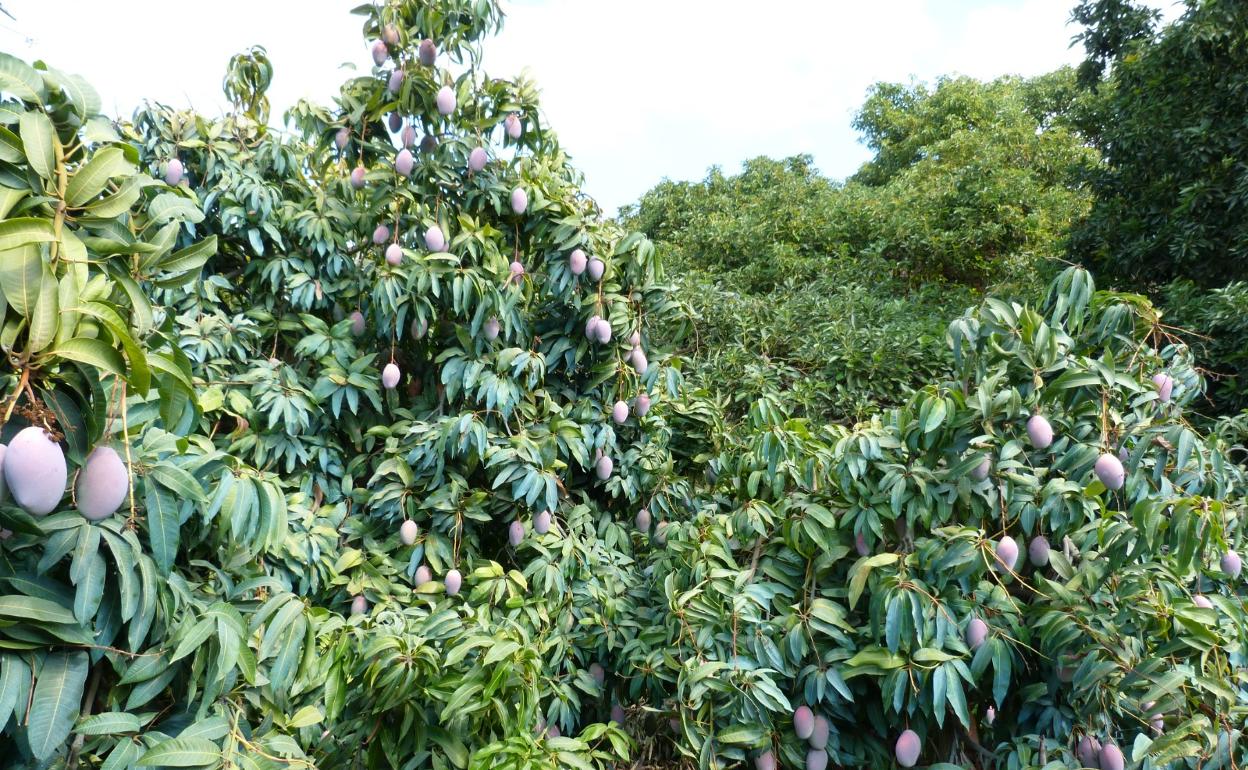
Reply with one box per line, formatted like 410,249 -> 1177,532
1071,0 -> 1248,289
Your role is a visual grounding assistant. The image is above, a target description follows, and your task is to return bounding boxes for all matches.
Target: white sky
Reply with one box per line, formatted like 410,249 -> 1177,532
0,0 -> 1180,213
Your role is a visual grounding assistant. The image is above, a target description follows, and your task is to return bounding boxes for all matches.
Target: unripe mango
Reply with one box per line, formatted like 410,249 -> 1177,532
381,24 -> 399,45
1193,594 -> 1213,608
754,751 -> 776,770
635,508 -> 651,532
445,569 -> 462,595
385,244 -> 403,266
4,427 -> 67,516
855,532 -> 869,556
415,565 -> 432,585
595,455 -> 613,480
1099,743 -> 1124,770
808,715 -> 829,749
388,69 -> 404,94
373,224 -> 391,244
995,536 -> 1019,572
469,146 -> 487,172
1076,735 -> 1101,767
400,519 -> 418,545
388,112 -> 402,133
806,750 -> 827,770
419,39 -> 436,66
436,86 -> 456,116
401,124 -> 416,147
508,520 -> 524,547
793,705 -> 814,739
985,706 -> 995,725
630,347 -> 648,375
1028,535 -> 1050,567
1153,371 -> 1174,403
424,225 -> 446,252
335,127 -> 350,150
965,618 -> 988,649
570,248 -> 587,275
164,158 -> 183,186
585,315 -> 604,340
1222,550 -> 1241,578
612,401 -> 629,424
505,113 -> 522,139
534,510 -> 551,535
895,729 -> 920,768
634,393 -> 651,417
411,317 -> 427,339
371,40 -> 388,66
0,445 -> 8,503
75,446 -> 129,520
629,331 -> 641,347
351,594 -> 368,615
484,317 -> 500,341
511,187 -> 528,214
970,456 -> 991,481
395,148 -> 414,177
589,662 -> 605,684
350,165 -> 367,189
509,261 -> 524,280
610,704 -> 626,725
349,311 -> 366,336
382,363 -> 401,389
654,520 -> 669,545
1094,452 -> 1125,490
1026,414 -> 1053,449
587,257 -> 605,281
420,134 -> 437,154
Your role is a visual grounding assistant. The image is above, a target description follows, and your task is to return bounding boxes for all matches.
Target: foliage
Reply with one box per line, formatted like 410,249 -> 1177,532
627,267 -> 1248,769
0,0 -> 681,765
1162,280 -> 1248,421
850,72 -> 1097,288
1071,0 -> 1248,289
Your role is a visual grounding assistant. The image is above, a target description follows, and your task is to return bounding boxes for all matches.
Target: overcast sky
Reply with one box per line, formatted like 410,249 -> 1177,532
0,0 -> 1179,213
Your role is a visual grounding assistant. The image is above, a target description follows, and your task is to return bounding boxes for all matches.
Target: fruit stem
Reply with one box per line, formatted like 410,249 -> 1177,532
121,383 -> 138,522
1,367 -> 30,426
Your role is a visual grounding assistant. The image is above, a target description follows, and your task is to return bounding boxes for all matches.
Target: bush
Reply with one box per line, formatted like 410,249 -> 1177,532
625,267 -> 1248,768
0,3 -> 679,766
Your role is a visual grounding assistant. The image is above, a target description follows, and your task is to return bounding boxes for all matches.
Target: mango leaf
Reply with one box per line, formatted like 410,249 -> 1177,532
136,737 -> 221,767
25,263 -> 58,353
66,146 -> 135,207
48,337 -> 125,379
25,651 -> 88,761
0,243 -> 43,315
18,110 -> 56,180
0,217 -> 56,252
0,53 -> 45,103
145,481 -> 180,576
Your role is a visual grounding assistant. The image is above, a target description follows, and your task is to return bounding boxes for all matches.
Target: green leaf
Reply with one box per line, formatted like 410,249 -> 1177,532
26,651 -> 88,761
25,263 -> 58,354
0,125 -> 23,163
0,53 -> 46,103
18,110 -> 56,180
49,337 -> 125,379
77,711 -> 142,735
146,192 -> 205,225
0,217 -> 56,252
66,146 -> 135,207
155,235 -> 216,278
136,737 -> 221,767
0,595 -> 78,624
145,481 -> 180,576
170,617 -> 214,663
0,243 -> 43,315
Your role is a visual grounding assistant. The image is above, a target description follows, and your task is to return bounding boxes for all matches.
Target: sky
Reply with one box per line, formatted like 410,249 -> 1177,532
0,0 -> 1180,213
